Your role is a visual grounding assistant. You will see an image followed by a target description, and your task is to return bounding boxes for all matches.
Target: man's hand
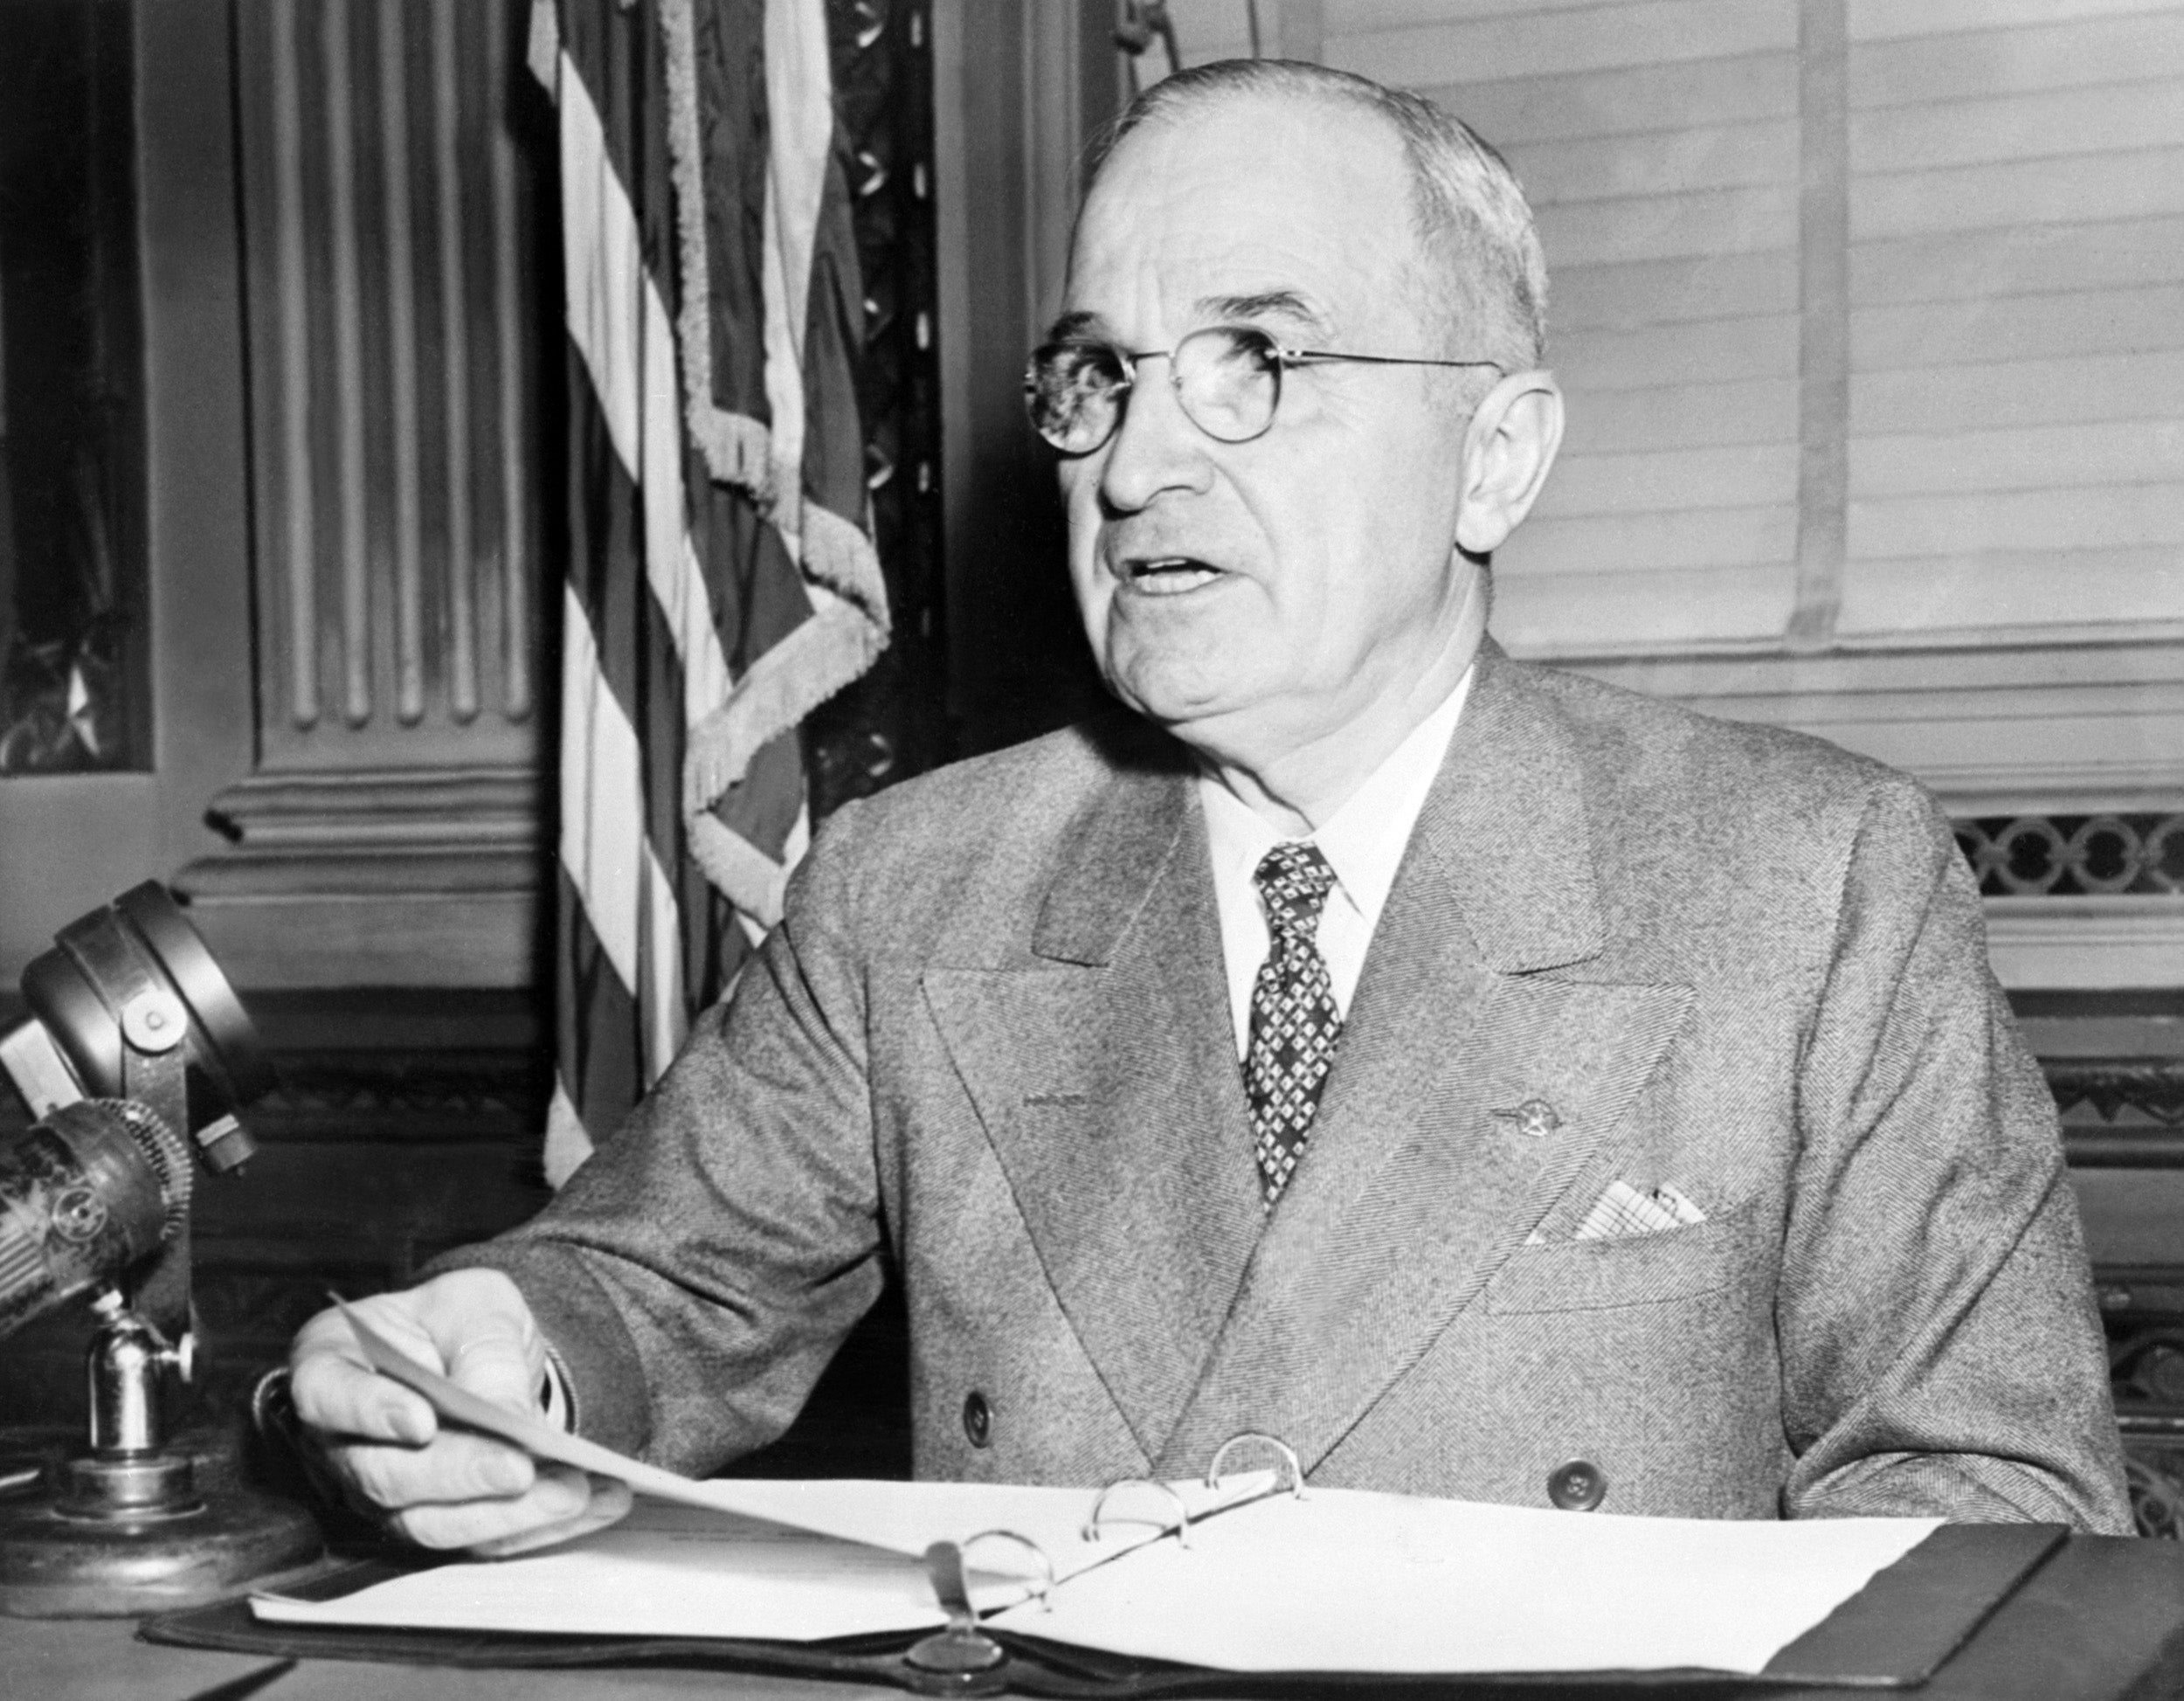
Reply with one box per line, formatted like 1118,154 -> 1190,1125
288,1269 -> 633,1555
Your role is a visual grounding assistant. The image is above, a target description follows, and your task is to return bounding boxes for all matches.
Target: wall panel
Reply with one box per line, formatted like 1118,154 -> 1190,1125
176,0 -> 552,988
236,0 -> 543,764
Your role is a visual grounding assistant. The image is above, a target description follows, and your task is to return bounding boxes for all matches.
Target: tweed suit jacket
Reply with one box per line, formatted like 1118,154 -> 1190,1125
457,645 -> 2132,1531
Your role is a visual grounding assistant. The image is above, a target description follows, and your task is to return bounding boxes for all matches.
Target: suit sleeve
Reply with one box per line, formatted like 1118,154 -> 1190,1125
432,802 -> 884,1474
1775,778 -> 2132,1532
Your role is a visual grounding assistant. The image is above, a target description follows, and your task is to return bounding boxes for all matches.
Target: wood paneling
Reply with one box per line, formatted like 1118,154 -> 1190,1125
233,0 -> 544,765
932,1 -> 1117,754
178,0 -> 551,988
0,1 -> 259,985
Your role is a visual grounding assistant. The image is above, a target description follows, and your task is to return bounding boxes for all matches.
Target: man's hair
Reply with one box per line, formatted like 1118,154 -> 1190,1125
1090,59 -> 1548,373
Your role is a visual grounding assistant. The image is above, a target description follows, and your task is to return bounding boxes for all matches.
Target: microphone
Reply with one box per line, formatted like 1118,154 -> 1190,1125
0,1099 -> 190,1340
0,886 -> 320,1619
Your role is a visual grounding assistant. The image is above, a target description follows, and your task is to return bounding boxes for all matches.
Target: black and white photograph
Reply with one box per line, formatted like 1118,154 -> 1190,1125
1,2 -> 2181,1694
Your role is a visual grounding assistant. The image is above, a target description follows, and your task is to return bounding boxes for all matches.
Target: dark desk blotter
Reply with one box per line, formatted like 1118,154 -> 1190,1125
140,1523 -> 2068,1698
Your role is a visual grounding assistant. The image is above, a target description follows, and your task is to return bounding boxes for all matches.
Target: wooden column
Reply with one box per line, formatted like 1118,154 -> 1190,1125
179,0 -> 549,988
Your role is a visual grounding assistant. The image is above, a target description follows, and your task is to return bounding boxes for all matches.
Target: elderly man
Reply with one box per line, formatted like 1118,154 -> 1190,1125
290,59 -> 2132,1552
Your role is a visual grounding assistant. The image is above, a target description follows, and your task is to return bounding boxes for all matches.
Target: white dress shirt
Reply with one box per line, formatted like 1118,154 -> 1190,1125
1198,669 -> 1473,1058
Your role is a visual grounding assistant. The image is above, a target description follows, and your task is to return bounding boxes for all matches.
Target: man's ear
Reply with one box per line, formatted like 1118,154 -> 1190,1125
1455,370 -> 1565,557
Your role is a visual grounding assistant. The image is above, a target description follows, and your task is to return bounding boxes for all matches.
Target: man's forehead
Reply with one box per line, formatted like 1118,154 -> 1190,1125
1046,291 -> 1332,345
1066,94 -> 1417,330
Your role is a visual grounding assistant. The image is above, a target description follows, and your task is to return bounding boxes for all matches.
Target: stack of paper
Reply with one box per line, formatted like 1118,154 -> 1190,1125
255,1311 -> 1936,1676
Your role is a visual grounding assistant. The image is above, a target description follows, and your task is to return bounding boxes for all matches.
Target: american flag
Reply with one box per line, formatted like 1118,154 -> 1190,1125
529,0 -> 887,1186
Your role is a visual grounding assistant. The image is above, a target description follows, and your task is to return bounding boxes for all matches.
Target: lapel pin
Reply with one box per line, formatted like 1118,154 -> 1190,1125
1491,1097 -> 1563,1139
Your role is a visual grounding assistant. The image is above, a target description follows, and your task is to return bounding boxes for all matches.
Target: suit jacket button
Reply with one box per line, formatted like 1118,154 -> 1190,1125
1547,1459 -> 1607,1511
962,1391 -> 992,1449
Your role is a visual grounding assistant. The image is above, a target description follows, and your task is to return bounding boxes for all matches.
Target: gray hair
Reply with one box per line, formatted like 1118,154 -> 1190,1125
1090,59 -> 1548,372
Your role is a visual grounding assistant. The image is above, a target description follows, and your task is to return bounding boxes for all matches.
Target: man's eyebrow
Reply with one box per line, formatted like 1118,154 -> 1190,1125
1199,291 -> 1329,335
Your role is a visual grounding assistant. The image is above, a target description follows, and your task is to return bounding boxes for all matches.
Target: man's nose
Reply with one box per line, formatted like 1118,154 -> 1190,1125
1097,356 -> 1214,513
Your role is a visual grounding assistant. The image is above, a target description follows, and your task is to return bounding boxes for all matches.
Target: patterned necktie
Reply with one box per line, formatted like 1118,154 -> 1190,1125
1245,842 -> 1344,1206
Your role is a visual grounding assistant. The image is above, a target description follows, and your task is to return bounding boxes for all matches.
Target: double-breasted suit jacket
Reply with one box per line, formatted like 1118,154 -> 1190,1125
460,645 -> 2132,1531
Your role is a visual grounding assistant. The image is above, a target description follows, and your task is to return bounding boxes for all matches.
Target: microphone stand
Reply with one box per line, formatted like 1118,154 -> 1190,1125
0,889 -> 321,1616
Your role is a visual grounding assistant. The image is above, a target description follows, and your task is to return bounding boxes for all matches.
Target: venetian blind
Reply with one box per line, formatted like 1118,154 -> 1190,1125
1310,0 -> 2184,661
1837,0 -> 2184,644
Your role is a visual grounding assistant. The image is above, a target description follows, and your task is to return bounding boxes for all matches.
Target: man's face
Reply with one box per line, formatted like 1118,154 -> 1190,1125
1057,93 -> 1477,770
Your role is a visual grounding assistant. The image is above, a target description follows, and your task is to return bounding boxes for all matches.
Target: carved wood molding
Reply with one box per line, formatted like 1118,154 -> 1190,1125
235,0 -> 544,763
2052,1058 -> 2184,1131
175,765 -> 544,988
207,0 -> 556,987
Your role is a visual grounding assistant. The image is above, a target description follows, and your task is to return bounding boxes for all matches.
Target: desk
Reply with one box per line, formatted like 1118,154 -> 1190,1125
4,1535 -> 2183,1701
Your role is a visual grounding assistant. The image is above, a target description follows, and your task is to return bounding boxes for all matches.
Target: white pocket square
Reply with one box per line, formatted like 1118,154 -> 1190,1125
1572,1180 -> 1707,1241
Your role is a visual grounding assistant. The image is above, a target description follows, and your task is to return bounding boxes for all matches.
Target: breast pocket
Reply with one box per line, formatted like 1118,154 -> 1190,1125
1484,1210 -> 1748,1315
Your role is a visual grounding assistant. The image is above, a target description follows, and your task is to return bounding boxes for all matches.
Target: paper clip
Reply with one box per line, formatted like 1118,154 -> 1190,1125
1206,1432 -> 1306,1499
1082,1476 -> 1192,1547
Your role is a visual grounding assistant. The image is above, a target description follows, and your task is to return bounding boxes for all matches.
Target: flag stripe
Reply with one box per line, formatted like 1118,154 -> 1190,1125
546,0 -> 887,1179
559,43 -> 736,715
564,369 -> 695,1077
552,866 -> 639,1171
557,577 -> 645,996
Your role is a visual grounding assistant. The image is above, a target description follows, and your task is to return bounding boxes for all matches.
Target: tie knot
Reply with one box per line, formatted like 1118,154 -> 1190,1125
1254,841 -> 1338,932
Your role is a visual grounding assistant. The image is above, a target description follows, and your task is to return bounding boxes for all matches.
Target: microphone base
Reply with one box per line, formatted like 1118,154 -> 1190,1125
0,1448 -> 321,1618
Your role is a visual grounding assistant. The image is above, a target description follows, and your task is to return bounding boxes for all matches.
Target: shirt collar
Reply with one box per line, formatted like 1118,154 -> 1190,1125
1196,665 -> 1473,928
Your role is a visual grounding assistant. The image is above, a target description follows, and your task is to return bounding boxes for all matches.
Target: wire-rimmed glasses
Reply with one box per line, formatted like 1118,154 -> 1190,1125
1024,325 -> 1503,455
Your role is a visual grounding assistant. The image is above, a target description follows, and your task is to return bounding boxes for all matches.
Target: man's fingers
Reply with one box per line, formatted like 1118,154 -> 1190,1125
335,1429 -> 536,1512
387,1464 -> 621,1552
288,1271 -> 549,1442
468,1476 -> 635,1558
289,1332 -> 437,1447
438,1326 -> 543,1416
283,1271 -> 564,1553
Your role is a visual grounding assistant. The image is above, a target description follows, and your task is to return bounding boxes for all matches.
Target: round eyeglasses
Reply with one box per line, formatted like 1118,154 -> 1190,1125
1024,325 -> 1503,456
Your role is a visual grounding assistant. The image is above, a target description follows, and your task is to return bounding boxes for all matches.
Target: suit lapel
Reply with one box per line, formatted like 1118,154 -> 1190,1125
1158,650 -> 1695,1475
923,745 -> 1261,1464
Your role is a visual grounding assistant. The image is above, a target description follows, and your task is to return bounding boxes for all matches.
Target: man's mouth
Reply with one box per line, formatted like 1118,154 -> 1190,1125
1118,556 -> 1223,596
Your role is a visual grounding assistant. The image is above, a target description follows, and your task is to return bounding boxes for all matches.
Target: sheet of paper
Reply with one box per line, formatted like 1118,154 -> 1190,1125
992,1486 -> 1938,1676
254,1501 -> 950,1642
337,1303 -> 1254,1579
321,1310 -> 1939,1675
